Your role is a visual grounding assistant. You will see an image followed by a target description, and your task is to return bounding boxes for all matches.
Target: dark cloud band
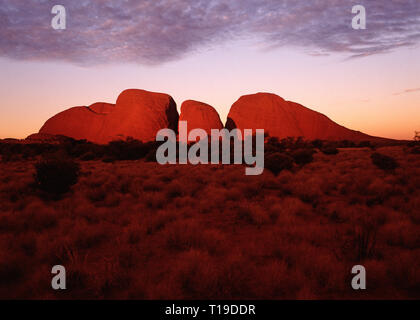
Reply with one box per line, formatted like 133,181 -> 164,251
0,0 -> 419,65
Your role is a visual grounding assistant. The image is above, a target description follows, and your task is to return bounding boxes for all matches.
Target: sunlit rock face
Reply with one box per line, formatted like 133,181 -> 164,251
39,89 -> 179,144
179,100 -> 223,137
226,92 -> 380,141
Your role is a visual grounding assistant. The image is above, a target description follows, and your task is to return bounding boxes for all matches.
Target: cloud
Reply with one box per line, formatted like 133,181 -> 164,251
393,87 -> 420,96
0,0 -> 419,65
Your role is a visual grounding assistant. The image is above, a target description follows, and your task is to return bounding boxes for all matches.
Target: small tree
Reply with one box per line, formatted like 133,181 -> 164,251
265,152 -> 294,175
34,157 -> 80,196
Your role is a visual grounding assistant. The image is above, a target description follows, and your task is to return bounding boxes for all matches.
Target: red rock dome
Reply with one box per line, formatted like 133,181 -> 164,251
39,89 -> 179,144
179,100 -> 223,136
226,92 -> 382,141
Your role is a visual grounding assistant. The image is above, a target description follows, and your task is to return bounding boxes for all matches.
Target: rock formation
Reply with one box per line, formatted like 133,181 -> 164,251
179,100 -> 223,136
39,89 -> 179,144
226,92 -> 384,141
38,89 -> 391,144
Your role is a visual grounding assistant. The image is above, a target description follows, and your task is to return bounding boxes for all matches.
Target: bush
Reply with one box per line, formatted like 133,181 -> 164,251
265,152 -> 293,175
106,138 -> 157,161
407,140 -> 420,148
410,147 -> 420,155
321,146 -> 339,155
359,141 -> 371,148
338,140 -> 356,148
311,139 -> 324,149
34,158 -> 80,196
371,153 -> 399,171
291,149 -> 315,165
265,137 -> 284,154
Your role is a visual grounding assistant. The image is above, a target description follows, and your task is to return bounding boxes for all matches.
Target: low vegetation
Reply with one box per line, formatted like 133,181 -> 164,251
0,138 -> 418,299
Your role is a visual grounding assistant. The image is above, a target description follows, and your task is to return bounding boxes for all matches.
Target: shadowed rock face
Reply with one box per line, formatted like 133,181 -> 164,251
179,100 -> 223,136
39,89 -> 179,144
226,92 -> 384,141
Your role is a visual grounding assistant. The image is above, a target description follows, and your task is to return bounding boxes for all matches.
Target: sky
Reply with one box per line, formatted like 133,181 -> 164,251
0,0 -> 419,140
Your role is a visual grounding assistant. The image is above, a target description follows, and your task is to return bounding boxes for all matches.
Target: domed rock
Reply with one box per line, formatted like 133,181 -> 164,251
39,89 -> 179,144
226,92 -> 383,141
39,105 -> 109,142
88,102 -> 115,114
179,100 -> 223,136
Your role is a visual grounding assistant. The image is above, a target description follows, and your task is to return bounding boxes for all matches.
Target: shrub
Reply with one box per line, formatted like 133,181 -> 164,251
279,137 -> 310,150
407,140 -> 420,148
371,152 -> 399,171
338,140 -> 356,148
311,139 -> 324,149
321,146 -> 339,155
410,147 -> 420,155
291,148 -> 314,165
359,141 -> 371,148
106,138 -> 158,161
265,152 -> 293,175
34,158 -> 80,196
265,137 -> 284,154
